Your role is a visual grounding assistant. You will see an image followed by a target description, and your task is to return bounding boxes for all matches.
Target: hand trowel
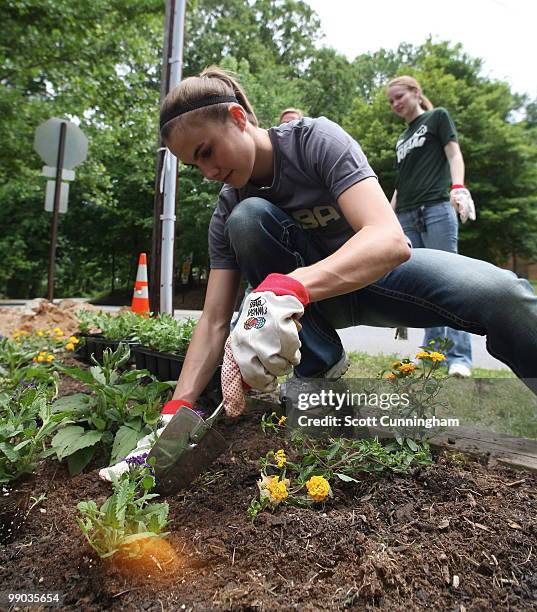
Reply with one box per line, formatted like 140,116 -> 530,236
147,401 -> 227,496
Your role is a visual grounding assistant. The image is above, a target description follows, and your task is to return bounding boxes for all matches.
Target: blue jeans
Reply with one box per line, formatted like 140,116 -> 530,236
397,202 -> 472,368
225,198 -> 537,391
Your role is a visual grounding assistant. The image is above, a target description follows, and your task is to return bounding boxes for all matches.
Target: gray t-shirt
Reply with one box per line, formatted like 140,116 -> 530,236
208,116 -> 377,269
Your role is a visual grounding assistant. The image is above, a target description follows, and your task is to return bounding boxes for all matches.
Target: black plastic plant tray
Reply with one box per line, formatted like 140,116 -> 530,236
132,346 -> 222,411
75,334 -> 138,365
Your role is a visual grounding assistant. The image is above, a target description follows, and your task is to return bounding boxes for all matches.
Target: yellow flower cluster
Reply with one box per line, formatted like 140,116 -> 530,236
274,449 -> 287,468
64,336 -> 80,351
33,351 -> 55,363
398,362 -> 416,375
278,415 -> 287,427
306,475 -> 331,502
12,329 -> 29,340
265,476 -> 289,502
415,350 -> 446,363
386,372 -> 397,380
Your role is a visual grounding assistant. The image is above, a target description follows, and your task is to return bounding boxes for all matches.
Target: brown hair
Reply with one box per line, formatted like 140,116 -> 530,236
160,66 -> 258,139
279,107 -> 303,123
386,75 -> 434,111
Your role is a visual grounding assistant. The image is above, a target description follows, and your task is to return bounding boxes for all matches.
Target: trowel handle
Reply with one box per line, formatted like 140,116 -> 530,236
204,401 -> 225,428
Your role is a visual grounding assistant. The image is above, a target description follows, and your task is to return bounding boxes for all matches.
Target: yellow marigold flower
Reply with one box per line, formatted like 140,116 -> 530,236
278,415 -> 287,427
53,327 -> 62,334
306,475 -> 331,502
399,363 -> 416,374
386,372 -> 397,379
429,351 -> 446,363
46,354 -> 54,362
68,336 -> 79,344
391,360 -> 402,369
415,351 -> 430,360
37,355 -> 45,363
37,330 -> 44,337
65,342 -> 75,351
39,351 -> 47,356
258,474 -> 289,504
274,449 -> 287,468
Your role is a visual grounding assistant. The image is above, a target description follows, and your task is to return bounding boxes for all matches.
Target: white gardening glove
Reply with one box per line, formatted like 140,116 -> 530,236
98,400 -> 193,482
230,273 -> 309,391
450,186 -> 476,223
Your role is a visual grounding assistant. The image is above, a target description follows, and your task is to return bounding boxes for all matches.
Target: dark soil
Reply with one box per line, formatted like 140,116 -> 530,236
1,379 -> 536,610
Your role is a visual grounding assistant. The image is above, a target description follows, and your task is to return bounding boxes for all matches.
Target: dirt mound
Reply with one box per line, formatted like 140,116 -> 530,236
0,299 -> 98,338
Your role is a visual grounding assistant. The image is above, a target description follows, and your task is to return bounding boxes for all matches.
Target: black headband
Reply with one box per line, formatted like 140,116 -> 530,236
159,95 -> 239,130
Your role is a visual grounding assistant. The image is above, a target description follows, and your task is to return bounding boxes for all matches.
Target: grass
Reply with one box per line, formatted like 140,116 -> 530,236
344,352 -> 536,439
345,351 -> 515,379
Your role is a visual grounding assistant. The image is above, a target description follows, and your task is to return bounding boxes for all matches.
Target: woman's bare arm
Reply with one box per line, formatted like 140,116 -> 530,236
172,268 -> 241,403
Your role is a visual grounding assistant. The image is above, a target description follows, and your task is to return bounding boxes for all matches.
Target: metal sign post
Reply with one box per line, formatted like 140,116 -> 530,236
150,0 -> 186,314
47,122 -> 67,301
34,117 -> 88,301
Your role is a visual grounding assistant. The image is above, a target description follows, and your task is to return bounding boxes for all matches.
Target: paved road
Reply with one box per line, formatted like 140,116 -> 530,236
1,300 -> 508,371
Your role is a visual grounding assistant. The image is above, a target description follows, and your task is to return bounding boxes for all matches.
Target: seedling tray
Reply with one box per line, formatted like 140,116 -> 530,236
75,334 -> 138,365
132,346 -> 222,411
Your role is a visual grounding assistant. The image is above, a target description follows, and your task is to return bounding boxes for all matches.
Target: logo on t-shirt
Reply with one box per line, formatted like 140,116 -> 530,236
396,125 -> 428,163
291,205 -> 341,229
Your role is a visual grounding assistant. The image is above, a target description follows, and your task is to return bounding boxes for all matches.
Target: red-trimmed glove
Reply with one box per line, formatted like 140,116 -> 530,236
98,399 -> 193,482
230,273 -> 309,391
450,186 -> 476,223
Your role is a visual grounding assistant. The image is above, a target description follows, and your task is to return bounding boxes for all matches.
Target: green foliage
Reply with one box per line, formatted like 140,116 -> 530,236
0,386 -> 70,484
50,345 -> 172,474
1,4 -> 536,298
77,310 -> 146,341
76,310 -> 196,354
345,39 -> 537,265
134,315 -> 196,355
76,459 -> 169,558
248,420 -> 432,518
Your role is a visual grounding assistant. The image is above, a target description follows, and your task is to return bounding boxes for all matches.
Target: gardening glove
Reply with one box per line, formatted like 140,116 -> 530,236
98,399 -> 193,482
450,186 -> 476,223
221,336 -> 249,417
230,273 -> 309,391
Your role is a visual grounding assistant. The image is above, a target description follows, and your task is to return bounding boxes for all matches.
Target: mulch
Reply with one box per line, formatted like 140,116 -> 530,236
1,376 -> 536,611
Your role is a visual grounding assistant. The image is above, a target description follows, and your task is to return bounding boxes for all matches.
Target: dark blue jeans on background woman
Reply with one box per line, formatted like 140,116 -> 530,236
225,198 -> 537,392
396,201 -> 472,369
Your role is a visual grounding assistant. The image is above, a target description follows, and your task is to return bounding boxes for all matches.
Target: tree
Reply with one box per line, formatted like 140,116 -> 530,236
345,40 -> 537,266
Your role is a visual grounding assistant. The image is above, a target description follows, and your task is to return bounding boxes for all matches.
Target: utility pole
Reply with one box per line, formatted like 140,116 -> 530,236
150,0 -> 186,314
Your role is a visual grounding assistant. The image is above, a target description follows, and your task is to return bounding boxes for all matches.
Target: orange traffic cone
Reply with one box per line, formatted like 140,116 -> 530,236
131,253 -> 150,315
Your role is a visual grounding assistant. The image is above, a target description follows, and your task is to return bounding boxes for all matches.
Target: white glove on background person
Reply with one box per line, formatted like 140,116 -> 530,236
450,186 -> 476,223
231,273 -> 310,391
98,400 -> 193,481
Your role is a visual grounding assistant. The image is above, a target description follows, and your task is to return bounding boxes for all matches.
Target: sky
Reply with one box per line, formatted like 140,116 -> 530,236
304,0 -> 537,99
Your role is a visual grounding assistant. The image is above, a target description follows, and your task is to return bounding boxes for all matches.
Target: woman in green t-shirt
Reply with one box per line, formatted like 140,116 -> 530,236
387,75 -> 475,378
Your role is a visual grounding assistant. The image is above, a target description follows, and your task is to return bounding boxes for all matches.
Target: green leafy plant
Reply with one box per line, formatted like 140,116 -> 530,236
77,310 -> 145,341
76,457 -> 169,558
248,421 -> 433,518
76,311 -> 197,356
133,314 -> 196,355
379,342 -> 451,443
50,345 -> 173,475
0,386 -> 70,484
